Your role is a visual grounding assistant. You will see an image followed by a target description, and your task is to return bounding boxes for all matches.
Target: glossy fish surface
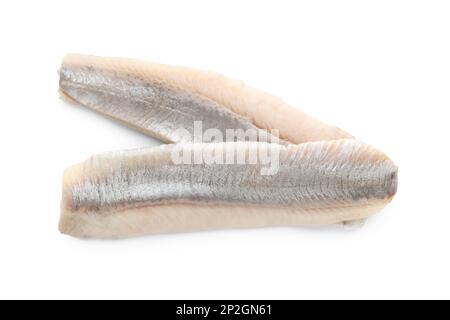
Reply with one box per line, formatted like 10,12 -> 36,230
59,140 -> 397,238
59,54 -> 351,144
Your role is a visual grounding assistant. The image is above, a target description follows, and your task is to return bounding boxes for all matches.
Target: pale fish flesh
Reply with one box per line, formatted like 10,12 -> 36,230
59,140 -> 398,238
59,54 -> 351,144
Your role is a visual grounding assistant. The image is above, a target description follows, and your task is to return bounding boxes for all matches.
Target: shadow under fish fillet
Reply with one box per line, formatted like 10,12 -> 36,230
59,54 -> 351,144
59,140 -> 398,238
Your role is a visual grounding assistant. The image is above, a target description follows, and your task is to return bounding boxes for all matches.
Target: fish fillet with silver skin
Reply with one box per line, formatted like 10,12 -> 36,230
59,140 -> 398,238
59,54 -> 351,144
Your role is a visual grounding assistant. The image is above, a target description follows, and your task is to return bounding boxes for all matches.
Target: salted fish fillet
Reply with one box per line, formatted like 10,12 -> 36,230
59,54 -> 351,144
59,140 -> 397,238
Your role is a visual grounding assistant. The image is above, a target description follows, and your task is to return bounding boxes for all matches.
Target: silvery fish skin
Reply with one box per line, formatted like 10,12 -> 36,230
59,54 -> 351,144
59,140 -> 398,238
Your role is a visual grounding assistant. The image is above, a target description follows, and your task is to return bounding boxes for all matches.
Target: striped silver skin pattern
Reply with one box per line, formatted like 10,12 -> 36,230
60,66 -> 274,143
65,141 -> 398,213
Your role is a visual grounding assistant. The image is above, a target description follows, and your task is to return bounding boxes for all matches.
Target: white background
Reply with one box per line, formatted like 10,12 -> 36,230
0,0 -> 449,299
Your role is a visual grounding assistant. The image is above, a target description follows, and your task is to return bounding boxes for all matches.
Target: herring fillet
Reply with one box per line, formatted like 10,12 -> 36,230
59,140 -> 398,238
59,54 -> 351,144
